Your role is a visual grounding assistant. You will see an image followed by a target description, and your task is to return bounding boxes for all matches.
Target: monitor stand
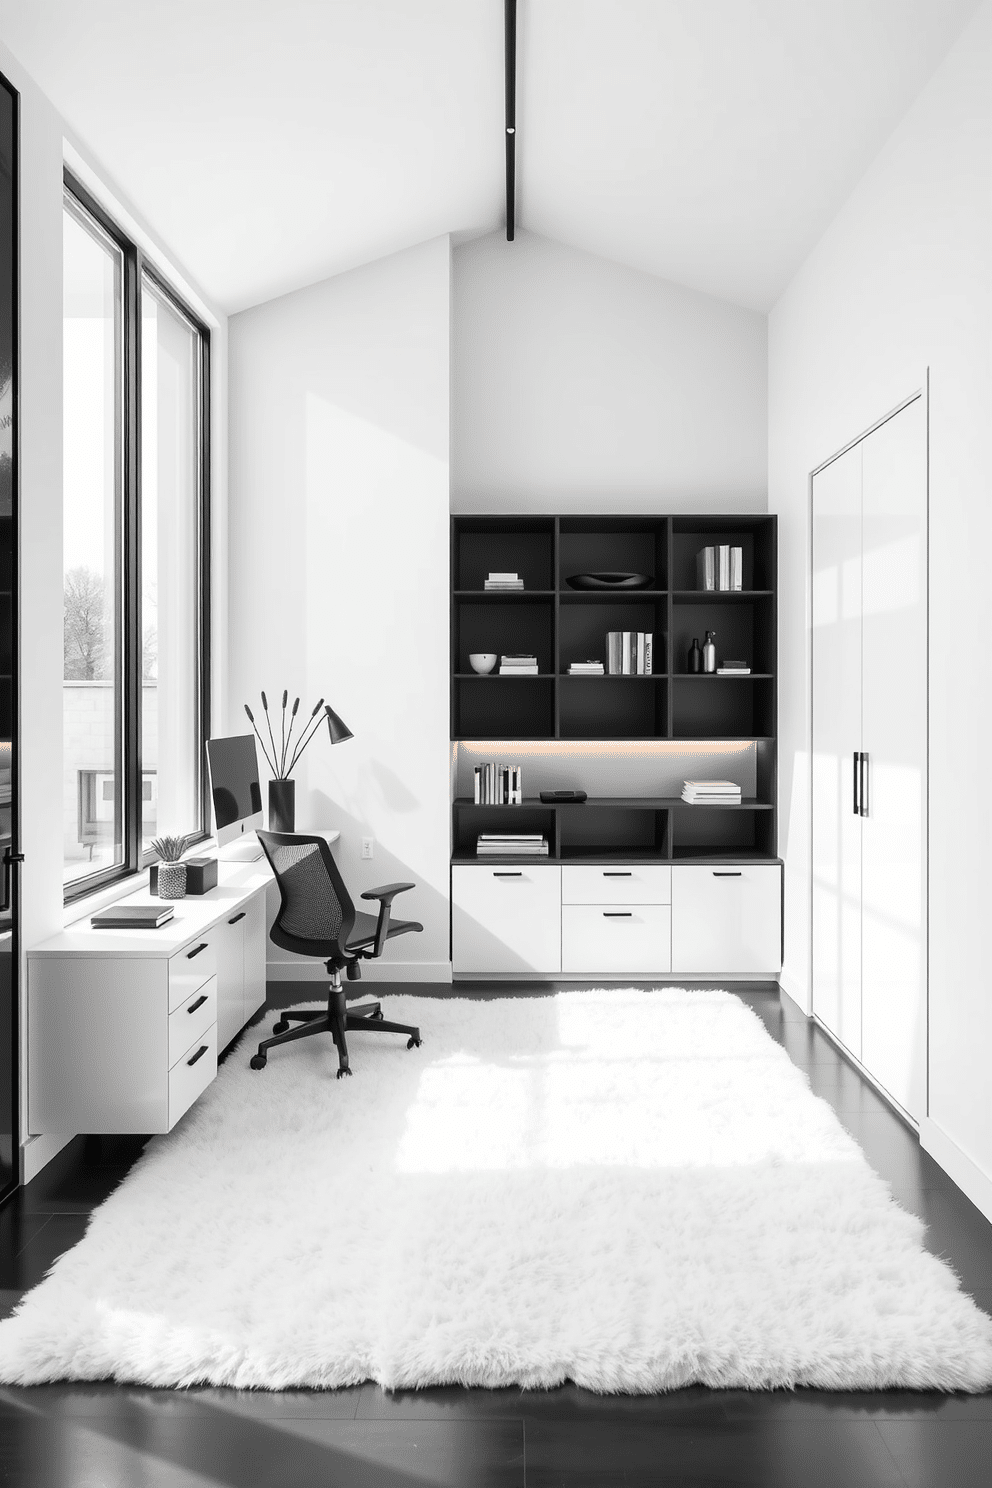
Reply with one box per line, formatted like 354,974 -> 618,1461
219,835 -> 264,863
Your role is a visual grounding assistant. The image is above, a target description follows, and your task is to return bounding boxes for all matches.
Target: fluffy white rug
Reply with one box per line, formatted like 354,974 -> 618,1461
1,988 -> 991,1392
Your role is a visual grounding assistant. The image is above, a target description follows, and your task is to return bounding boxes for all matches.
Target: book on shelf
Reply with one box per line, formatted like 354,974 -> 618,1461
605,631 -> 654,676
697,544 -> 744,591
681,779 -> 743,806
716,661 -> 751,675
499,652 -> 538,675
473,763 -> 523,804
568,660 -> 605,675
477,832 -> 548,856
718,545 -> 730,591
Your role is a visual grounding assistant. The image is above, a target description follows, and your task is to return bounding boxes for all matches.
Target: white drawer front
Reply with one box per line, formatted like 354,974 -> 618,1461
168,934 -> 217,1012
561,864 -> 671,906
562,904 -> 671,975
168,1022 -> 217,1129
671,865 -> 782,973
169,976 -> 218,1068
452,864 -> 561,974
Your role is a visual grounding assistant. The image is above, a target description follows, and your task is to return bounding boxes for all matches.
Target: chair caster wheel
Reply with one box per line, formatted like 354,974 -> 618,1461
272,1020 -> 289,1035
250,1055 -> 267,1070
407,1036 -> 422,1050
336,1066 -> 353,1079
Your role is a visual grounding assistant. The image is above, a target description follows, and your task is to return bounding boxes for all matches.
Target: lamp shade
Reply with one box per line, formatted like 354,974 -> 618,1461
325,705 -> 353,745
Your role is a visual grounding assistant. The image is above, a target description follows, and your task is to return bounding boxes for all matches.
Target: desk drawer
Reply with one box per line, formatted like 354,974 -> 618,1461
168,934 -> 217,1011
561,864 -> 671,905
169,976 -> 217,1068
562,904 -> 671,974
168,1023 -> 217,1129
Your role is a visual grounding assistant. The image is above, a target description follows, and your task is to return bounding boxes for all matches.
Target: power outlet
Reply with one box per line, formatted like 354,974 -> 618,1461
361,837 -> 374,860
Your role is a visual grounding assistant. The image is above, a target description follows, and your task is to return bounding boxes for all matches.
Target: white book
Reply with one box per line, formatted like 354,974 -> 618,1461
474,766 -> 482,805
696,547 -> 716,590
644,633 -> 653,674
636,633 -> 645,675
718,545 -> 731,590
683,779 -> 742,794
621,632 -> 632,674
487,572 -> 519,581
717,666 -> 750,675
731,547 -> 743,591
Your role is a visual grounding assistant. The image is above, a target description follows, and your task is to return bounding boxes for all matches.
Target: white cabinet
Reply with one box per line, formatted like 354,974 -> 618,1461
560,865 -> 671,906
27,872 -> 269,1135
451,865 -> 561,973
671,865 -> 782,974
562,904 -> 671,975
811,395 -> 927,1118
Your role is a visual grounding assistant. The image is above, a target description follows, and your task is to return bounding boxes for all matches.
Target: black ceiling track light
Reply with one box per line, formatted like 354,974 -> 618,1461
505,0 -> 517,240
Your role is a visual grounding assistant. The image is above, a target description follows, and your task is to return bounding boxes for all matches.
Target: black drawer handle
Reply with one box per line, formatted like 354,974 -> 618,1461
603,911 -> 633,918
493,872 -> 523,878
187,1044 -> 208,1067
186,942 -> 209,960
228,912 -> 246,925
187,994 -> 208,1014
713,872 -> 742,878
602,872 -> 631,877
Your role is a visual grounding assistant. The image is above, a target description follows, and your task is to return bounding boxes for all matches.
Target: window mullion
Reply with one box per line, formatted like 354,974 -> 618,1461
123,241 -> 142,875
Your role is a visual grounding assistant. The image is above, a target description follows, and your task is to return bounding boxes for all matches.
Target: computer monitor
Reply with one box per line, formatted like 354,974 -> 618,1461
205,735 -> 264,861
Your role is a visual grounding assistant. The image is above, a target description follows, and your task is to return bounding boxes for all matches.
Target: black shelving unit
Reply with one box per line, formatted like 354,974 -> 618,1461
451,514 -> 778,864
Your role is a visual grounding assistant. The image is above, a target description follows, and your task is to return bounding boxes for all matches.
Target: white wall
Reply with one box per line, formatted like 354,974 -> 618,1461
228,237 -> 452,981
452,231 -> 767,512
768,0 -> 992,1214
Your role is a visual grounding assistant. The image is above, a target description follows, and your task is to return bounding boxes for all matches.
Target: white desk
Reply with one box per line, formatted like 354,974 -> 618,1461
28,861 -> 274,1136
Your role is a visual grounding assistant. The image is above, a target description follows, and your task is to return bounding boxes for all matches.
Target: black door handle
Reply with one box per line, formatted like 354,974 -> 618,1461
187,1044 -> 209,1067
860,751 -> 869,817
493,872 -> 522,878
853,750 -> 860,815
186,942 -> 209,960
228,912 -> 246,925
603,911 -> 632,917
602,872 -> 631,877
187,994 -> 208,1014
0,851 -> 23,914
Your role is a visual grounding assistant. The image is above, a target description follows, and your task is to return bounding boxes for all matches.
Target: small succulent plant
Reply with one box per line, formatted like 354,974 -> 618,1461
150,834 -> 193,863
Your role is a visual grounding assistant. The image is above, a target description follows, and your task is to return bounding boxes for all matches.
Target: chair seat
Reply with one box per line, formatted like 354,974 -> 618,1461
345,910 -> 424,952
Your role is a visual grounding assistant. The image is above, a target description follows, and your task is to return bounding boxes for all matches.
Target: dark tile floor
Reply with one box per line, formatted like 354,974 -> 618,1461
0,982 -> 990,1486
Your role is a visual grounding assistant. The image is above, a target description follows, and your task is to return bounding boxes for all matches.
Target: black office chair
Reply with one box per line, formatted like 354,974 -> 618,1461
251,830 -> 424,1079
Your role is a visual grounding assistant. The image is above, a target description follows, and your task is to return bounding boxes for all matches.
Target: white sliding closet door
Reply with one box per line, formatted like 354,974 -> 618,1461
812,442 -> 863,1057
860,398 -> 927,1117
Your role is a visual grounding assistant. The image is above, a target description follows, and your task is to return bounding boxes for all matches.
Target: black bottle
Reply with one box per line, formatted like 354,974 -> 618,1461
688,637 -> 701,673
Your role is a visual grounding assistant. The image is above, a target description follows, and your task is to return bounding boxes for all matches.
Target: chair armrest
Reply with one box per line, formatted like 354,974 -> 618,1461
360,883 -> 415,957
360,882 -> 415,905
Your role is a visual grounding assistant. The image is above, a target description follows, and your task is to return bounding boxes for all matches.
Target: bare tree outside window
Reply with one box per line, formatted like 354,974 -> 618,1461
63,565 -> 111,681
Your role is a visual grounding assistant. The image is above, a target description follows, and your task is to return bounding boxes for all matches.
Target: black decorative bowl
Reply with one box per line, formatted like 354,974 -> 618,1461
566,572 -> 653,591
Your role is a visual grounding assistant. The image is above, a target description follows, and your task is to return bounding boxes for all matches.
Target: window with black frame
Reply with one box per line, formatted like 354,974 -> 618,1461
62,177 -> 210,901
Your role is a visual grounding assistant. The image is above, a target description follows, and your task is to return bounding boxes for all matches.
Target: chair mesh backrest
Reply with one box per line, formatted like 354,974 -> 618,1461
262,836 -> 347,943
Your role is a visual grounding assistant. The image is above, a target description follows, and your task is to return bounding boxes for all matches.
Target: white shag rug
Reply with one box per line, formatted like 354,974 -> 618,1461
1,988 -> 991,1393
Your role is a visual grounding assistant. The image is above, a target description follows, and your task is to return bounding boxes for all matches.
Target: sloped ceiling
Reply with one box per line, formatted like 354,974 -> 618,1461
0,0 -> 981,313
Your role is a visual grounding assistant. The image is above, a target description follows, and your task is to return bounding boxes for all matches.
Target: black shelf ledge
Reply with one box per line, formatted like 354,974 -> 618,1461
671,672 -> 774,680
558,673 -> 667,680
453,795 -> 774,811
451,850 -> 784,866
454,673 -> 556,679
671,589 -> 774,602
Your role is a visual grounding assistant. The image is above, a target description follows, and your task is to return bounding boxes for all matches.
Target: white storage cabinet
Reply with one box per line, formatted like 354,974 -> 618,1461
670,864 -> 782,974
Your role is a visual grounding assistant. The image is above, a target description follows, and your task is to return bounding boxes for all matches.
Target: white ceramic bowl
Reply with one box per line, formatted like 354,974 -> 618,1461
469,653 -> 497,675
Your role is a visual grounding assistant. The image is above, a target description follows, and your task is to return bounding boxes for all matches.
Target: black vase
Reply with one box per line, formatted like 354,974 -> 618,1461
268,778 -> 296,833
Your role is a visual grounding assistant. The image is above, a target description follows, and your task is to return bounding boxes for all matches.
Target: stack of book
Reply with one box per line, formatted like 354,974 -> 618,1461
606,632 -> 653,675
716,659 -> 751,675
681,780 -> 743,806
568,659 -> 605,676
474,763 -> 523,804
477,833 -> 549,857
696,546 -> 744,591
91,903 -> 175,929
484,571 -> 524,591
499,654 -> 538,675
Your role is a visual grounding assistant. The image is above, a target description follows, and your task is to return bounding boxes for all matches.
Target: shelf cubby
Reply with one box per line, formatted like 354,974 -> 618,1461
453,676 -> 555,741
670,594 -> 774,676
672,802 -> 776,860
453,517 -> 555,592
671,676 -> 775,739
670,515 -> 776,592
558,677 -> 667,741
558,516 -> 667,591
558,802 -> 669,862
452,801 -> 558,861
